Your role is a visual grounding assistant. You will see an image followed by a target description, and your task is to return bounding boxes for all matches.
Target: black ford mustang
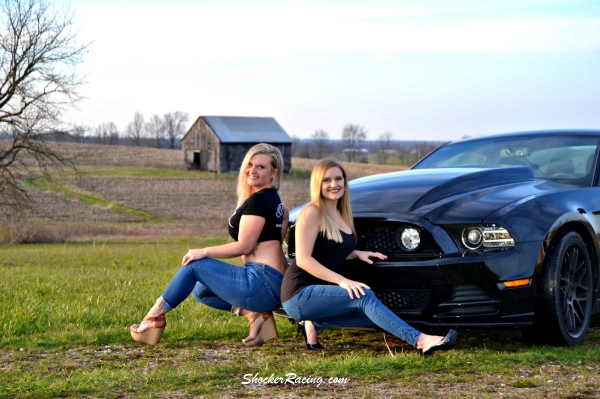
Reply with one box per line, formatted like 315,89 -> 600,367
283,130 -> 600,346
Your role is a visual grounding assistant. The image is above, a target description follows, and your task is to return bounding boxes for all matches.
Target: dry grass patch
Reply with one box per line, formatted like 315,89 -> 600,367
62,175 -> 313,221
44,141 -> 406,178
0,219 -> 224,245
2,143 -> 408,243
60,171 -> 313,221
280,177 -> 311,210
63,176 -> 239,221
44,141 -> 184,169
0,185 -> 136,223
292,157 -> 407,179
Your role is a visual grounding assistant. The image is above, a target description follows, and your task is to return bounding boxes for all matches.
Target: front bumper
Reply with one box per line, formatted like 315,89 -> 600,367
344,240 -> 545,329
278,240 -> 545,331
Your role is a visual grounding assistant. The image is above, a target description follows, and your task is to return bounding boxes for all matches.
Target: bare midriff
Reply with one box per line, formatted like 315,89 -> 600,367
241,240 -> 285,275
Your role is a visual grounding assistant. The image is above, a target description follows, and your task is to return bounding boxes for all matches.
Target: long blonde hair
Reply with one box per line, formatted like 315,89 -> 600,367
236,143 -> 284,208
301,159 -> 355,243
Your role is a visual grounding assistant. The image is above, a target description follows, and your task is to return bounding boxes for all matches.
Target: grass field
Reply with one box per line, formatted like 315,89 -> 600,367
2,143 -> 600,398
1,240 -> 599,398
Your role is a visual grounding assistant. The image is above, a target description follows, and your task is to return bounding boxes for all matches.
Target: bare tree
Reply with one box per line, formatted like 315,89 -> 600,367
94,122 -> 118,145
377,131 -> 394,165
291,135 -> 301,156
125,112 -> 145,146
341,123 -> 367,162
146,114 -> 165,148
311,129 -> 330,159
95,123 -> 108,145
71,125 -> 89,143
106,122 -> 119,145
163,111 -> 189,149
0,0 -> 87,207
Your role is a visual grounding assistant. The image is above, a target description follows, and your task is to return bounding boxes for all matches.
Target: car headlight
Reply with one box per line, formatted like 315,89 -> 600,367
463,228 -> 482,249
462,225 -> 514,250
396,227 -> 421,251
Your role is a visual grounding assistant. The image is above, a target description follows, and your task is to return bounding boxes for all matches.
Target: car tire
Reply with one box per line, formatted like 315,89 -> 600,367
535,231 -> 593,346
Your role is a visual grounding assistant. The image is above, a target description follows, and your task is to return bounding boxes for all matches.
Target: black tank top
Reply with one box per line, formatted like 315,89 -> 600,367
280,229 -> 356,302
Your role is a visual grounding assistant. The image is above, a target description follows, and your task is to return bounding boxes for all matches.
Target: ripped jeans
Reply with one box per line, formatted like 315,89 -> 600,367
157,258 -> 283,314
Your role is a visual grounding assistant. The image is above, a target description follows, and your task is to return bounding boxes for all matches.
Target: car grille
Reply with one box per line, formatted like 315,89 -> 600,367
355,223 -> 442,260
375,286 -> 499,318
374,289 -> 429,314
435,285 -> 499,317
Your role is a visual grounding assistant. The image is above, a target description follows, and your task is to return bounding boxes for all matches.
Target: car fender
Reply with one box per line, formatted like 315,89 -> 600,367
489,193 -> 600,309
487,187 -> 600,244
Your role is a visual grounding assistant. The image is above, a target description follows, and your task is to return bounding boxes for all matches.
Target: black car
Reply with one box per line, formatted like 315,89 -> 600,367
284,130 -> 600,346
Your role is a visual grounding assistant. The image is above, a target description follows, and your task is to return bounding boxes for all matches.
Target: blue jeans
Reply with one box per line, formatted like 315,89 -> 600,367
158,259 -> 283,314
282,285 -> 422,347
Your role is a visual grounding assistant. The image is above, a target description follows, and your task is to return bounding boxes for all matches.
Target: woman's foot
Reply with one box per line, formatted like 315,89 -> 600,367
130,303 -> 167,345
297,321 -> 323,351
416,333 -> 444,349
417,330 -> 457,356
130,314 -> 166,345
239,309 -> 264,341
241,311 -> 278,347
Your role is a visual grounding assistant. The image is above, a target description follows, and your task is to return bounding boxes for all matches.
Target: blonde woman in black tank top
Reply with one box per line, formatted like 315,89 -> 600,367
280,159 -> 457,355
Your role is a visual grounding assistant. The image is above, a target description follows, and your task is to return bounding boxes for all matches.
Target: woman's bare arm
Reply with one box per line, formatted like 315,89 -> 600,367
295,206 -> 370,299
183,215 -> 264,265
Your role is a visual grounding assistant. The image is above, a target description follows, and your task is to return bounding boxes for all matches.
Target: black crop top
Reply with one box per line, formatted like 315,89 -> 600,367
228,188 -> 284,243
280,229 -> 357,302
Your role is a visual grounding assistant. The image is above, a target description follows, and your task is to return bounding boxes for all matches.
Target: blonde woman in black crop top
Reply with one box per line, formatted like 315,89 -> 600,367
281,159 -> 457,356
131,143 -> 289,347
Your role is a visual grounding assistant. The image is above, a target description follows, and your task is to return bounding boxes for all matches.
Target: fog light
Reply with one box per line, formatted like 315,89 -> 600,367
398,227 -> 420,251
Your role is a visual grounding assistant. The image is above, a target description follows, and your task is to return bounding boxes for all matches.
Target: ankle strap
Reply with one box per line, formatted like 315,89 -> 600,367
144,314 -> 164,321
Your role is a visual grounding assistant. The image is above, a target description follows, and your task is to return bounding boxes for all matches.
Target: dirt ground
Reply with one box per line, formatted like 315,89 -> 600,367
3,336 -> 599,399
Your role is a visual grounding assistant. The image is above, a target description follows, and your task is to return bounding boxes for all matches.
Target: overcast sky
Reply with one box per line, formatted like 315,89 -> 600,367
66,0 -> 600,142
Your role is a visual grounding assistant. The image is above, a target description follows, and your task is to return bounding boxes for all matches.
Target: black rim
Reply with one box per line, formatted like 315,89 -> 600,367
559,243 -> 591,336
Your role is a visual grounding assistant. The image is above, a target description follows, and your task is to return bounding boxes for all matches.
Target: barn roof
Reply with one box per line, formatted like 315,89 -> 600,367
185,116 -> 292,143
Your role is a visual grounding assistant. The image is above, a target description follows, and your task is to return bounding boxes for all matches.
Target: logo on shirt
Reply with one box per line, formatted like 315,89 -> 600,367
228,210 -> 237,228
276,203 -> 284,218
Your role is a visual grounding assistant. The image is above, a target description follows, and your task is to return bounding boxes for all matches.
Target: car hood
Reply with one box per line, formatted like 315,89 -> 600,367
348,166 -> 566,223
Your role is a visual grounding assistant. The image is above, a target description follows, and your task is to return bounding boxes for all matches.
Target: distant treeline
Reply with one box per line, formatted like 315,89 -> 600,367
0,131 -> 183,149
0,131 -> 446,166
294,138 -> 446,152
293,138 -> 447,165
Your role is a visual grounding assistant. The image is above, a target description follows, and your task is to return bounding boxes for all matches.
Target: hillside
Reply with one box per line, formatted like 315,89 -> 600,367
0,142 -> 406,244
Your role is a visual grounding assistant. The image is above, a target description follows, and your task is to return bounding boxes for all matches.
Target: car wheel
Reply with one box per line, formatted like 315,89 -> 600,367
536,231 -> 593,346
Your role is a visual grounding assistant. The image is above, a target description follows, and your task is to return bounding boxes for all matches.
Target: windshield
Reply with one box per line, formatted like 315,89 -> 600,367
413,135 -> 599,186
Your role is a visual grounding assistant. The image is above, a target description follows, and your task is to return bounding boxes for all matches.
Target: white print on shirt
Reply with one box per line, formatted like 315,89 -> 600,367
276,203 -> 284,218
228,210 -> 236,228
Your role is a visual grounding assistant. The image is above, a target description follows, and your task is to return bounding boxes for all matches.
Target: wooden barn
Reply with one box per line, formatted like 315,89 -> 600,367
181,116 -> 292,173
